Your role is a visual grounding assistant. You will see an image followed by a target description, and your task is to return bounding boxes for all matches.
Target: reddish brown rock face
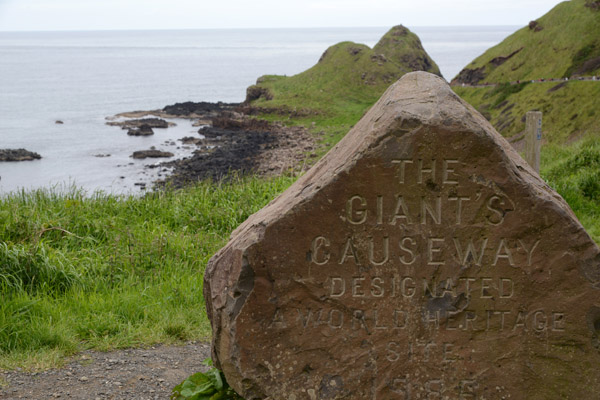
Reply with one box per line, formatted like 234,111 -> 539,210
204,72 -> 600,400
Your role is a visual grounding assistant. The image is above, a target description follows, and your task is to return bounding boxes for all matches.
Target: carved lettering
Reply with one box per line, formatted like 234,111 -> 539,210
421,196 -> 441,225
369,235 -> 389,266
339,237 -> 360,265
391,159 -> 413,184
310,236 -> 330,265
499,278 -> 514,298
371,277 -> 385,297
346,195 -> 367,225
394,310 -> 408,329
448,196 -> 470,225
493,238 -> 515,266
427,237 -> 445,265
418,159 -> 436,184
399,237 -> 417,265
518,239 -> 541,266
453,237 -> 487,266
442,159 -> 459,184
269,308 -> 287,328
552,312 -> 566,331
352,310 -> 370,333
352,277 -> 366,297
328,309 -> 344,329
486,195 -> 506,225
390,195 -> 412,225
287,307 -> 567,334
330,277 -> 345,297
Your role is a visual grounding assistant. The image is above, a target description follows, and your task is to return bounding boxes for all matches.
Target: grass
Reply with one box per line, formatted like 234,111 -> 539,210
0,176 -> 295,371
541,137 -> 600,242
454,80 -> 600,143
248,26 -> 440,150
457,0 -> 600,83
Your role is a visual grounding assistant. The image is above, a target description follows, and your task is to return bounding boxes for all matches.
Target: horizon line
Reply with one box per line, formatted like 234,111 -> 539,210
0,24 -> 523,34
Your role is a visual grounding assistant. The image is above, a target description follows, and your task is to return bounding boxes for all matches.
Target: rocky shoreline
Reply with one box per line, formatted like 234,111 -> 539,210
0,149 -> 42,162
108,101 -> 321,189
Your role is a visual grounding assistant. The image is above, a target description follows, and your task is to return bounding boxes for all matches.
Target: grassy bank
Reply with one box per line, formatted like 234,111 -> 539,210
453,80 -> 600,143
542,137 -> 600,242
0,176 -> 295,370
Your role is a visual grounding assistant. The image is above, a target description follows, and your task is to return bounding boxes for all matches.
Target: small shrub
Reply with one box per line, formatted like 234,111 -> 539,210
171,359 -> 243,400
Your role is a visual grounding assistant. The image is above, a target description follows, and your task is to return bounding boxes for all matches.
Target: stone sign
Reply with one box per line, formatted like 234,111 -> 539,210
204,72 -> 600,399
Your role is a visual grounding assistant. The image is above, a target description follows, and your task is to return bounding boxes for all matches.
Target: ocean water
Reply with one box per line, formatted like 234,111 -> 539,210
0,26 -> 517,195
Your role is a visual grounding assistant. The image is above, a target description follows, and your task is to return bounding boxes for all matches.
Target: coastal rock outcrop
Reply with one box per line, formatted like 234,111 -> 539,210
162,101 -> 238,117
127,124 -> 155,136
160,113 -> 316,187
131,149 -> 174,159
107,118 -> 172,129
0,149 -> 42,161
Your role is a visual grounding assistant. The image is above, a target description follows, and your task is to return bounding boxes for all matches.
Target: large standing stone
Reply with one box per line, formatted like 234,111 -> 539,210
204,72 -> 600,400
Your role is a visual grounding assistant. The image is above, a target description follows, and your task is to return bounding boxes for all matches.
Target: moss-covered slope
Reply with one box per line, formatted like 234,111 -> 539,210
453,0 -> 600,85
245,25 -> 440,124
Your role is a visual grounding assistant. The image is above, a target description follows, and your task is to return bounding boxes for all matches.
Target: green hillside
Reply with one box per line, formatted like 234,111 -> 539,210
452,0 -> 600,146
245,25 -> 440,145
453,0 -> 600,84
454,80 -> 600,143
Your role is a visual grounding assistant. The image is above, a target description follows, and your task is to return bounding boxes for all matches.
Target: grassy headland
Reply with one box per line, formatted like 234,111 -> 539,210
245,25 -> 440,148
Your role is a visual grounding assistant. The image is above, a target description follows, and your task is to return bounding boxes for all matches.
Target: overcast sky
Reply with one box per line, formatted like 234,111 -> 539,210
0,0 -> 566,31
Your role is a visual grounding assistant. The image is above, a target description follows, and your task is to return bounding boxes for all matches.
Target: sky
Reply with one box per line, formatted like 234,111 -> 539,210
0,0 -> 566,31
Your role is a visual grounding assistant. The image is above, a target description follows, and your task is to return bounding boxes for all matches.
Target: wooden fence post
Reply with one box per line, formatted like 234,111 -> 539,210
525,111 -> 542,173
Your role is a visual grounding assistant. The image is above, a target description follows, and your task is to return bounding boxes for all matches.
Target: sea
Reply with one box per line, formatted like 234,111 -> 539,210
0,26 -> 518,195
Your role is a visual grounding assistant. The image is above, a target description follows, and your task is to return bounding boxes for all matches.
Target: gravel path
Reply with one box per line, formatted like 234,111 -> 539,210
0,342 -> 211,400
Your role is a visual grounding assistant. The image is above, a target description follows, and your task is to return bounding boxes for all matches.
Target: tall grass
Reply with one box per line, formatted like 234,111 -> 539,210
541,137 -> 600,242
0,176 -> 295,370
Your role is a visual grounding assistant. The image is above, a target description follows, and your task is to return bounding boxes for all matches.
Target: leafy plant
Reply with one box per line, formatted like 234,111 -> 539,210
171,359 -> 244,400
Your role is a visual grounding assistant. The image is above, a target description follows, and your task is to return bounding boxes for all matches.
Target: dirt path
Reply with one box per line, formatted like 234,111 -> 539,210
0,342 -> 211,399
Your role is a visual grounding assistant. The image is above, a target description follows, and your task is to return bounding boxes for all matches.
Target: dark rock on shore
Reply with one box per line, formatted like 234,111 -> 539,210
111,103 -> 317,189
162,101 -> 239,117
127,124 -> 154,136
166,127 -> 275,184
55,120 -> 64,124
245,86 -> 273,102
179,136 -> 203,145
108,118 -> 172,129
132,149 -> 174,159
159,113 -> 317,188
0,149 -> 42,162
